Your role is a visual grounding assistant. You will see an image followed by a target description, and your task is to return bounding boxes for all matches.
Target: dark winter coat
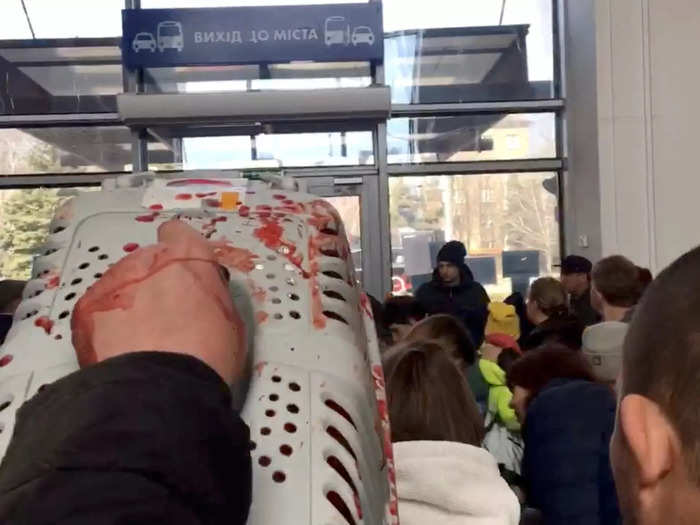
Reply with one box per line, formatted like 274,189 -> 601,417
520,312 -> 584,351
522,378 -> 620,525
0,352 -> 252,524
415,265 -> 490,346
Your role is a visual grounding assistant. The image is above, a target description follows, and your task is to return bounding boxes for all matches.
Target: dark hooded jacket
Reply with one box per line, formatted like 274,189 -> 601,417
415,265 -> 490,347
520,311 -> 584,351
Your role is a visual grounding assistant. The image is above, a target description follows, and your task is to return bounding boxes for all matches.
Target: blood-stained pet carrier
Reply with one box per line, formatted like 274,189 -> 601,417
0,172 -> 398,525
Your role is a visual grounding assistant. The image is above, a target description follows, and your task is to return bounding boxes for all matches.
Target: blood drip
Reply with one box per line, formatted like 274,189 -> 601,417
253,361 -> 267,377
175,193 -> 192,200
149,204 -> 164,211
34,316 -> 54,335
273,194 -> 287,200
255,311 -> 269,325
238,206 -> 250,218
123,243 -> 140,253
253,219 -> 307,278
212,244 -> 259,273
247,279 -> 266,303
0,355 -> 12,367
354,493 -> 363,520
195,192 -> 217,198
45,273 -> 60,289
204,199 -> 221,208
360,293 -> 374,319
135,213 -> 158,223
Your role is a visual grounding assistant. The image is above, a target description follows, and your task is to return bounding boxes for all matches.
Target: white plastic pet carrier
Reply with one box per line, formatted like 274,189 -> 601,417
0,172 -> 398,525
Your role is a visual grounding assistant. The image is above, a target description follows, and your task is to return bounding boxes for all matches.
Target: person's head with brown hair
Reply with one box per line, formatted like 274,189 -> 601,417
383,295 -> 426,344
591,256 -> 642,322
403,314 -> 476,365
611,246 -> 700,525
507,345 -> 594,424
384,340 -> 485,445
526,277 -> 569,325
636,266 -> 653,296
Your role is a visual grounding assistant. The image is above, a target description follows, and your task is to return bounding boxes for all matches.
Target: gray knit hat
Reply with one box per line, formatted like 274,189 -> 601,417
582,321 -> 628,382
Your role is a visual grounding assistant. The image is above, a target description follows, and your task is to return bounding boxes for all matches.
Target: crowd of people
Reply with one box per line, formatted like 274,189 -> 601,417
376,242 -> 687,524
0,228 -> 699,525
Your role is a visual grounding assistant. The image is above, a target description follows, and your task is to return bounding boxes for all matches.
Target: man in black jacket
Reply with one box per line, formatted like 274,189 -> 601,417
0,220 -> 252,524
415,241 -> 490,346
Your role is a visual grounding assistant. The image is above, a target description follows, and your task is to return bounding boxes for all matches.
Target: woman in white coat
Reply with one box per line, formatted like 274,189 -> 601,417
384,341 -> 520,525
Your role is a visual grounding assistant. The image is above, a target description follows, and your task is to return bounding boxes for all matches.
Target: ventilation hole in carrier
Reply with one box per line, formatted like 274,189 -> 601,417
326,491 -> 356,525
71,278 -> 82,286
44,248 -> 58,256
261,427 -> 271,436
258,456 -> 271,467
269,393 -> 279,402
78,262 -> 90,270
323,290 -> 346,301
324,399 -> 357,429
23,310 -> 38,320
323,311 -> 349,324
280,444 -> 293,456
287,403 -> 299,414
65,292 -> 76,301
31,289 -> 43,298
94,273 -> 103,279
289,311 -> 301,320
88,246 -> 99,253
272,298 -> 281,304
320,248 -> 341,258
58,311 -> 70,320
289,382 -> 301,392
98,254 -> 109,261
271,375 -> 282,383
272,471 -> 286,483
265,409 -> 276,418
269,285 -> 279,292
327,456 -> 359,495
51,226 -> 66,234
322,271 -> 344,280
249,440 -> 257,451
326,426 -> 357,461
273,313 -> 283,320
0,396 -> 13,413
289,293 -> 300,301
284,422 -> 297,433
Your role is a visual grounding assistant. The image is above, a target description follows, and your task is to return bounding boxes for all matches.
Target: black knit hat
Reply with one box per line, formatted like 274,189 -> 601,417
560,255 -> 593,275
437,241 -> 467,267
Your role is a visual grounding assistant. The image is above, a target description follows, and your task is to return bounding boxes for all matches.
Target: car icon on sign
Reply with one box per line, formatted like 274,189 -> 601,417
132,32 -> 156,53
351,26 -> 375,46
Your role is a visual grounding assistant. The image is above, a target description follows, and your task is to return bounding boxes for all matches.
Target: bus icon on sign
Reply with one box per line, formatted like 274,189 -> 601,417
157,21 -> 184,52
325,16 -> 350,46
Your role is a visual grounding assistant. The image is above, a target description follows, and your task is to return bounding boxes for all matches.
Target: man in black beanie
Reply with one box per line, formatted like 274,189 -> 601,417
414,241 -> 490,346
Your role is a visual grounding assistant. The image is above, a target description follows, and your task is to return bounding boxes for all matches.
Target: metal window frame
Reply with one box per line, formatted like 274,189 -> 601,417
0,0 -> 566,300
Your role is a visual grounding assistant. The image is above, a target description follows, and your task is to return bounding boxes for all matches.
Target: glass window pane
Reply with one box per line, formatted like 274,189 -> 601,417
383,0 -> 554,103
0,187 -> 98,279
0,44 -> 122,115
388,113 -> 555,163
389,173 -> 560,299
0,127 -> 132,175
150,131 -> 373,170
324,195 -> 362,284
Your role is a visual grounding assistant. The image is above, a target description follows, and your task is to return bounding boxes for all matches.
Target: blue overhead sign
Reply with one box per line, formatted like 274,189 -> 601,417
122,4 -> 383,69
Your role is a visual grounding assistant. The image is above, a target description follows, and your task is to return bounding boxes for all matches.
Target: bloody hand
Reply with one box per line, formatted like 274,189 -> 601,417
71,219 -> 246,384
